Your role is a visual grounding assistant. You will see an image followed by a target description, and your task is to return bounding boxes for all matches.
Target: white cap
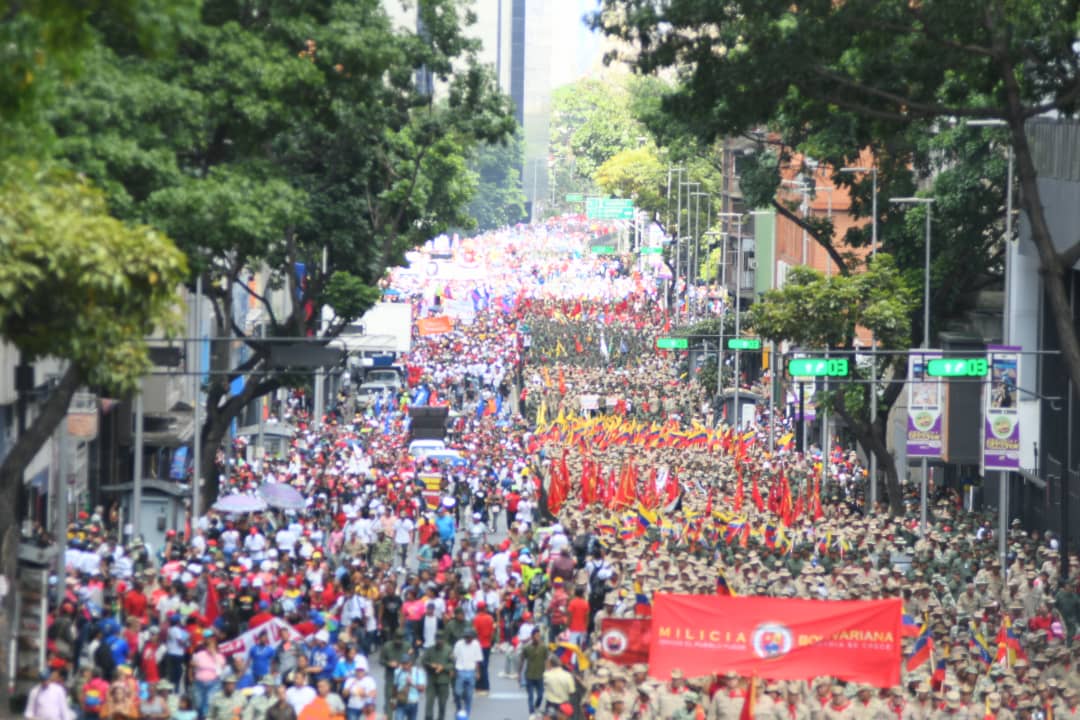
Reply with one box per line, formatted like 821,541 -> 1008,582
315,630 -> 330,643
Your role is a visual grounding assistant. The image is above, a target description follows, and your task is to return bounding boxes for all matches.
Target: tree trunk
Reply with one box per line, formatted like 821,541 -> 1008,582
0,364 -> 81,712
197,411 -> 231,511
1002,72 -> 1080,409
837,398 -> 905,516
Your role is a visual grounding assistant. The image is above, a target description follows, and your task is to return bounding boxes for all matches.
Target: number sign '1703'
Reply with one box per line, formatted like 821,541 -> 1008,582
925,358 -> 989,377
787,358 -> 849,377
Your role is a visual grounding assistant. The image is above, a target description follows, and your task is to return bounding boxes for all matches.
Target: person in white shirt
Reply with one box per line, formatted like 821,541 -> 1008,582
451,628 -> 483,716
23,669 -> 73,720
489,549 -> 511,587
342,665 -> 377,715
392,516 -> 415,566
244,529 -> 267,560
274,526 -> 296,555
285,672 -> 317,715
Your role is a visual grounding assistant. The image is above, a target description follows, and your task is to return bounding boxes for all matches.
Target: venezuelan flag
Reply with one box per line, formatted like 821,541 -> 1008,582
716,572 -> 736,597
636,503 -> 658,530
551,641 -> 590,671
902,614 -> 922,638
906,622 -> 934,672
969,624 -> 994,667
634,580 -> 652,615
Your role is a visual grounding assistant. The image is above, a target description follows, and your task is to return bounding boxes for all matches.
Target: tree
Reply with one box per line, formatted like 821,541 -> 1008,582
749,257 -> 914,513
51,0 -> 515,501
593,0 -> 1080,436
467,131 -> 526,231
0,160 -> 187,704
593,145 -> 666,217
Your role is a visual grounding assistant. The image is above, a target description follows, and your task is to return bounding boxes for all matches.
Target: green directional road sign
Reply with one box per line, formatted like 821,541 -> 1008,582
727,338 -> 762,351
591,245 -> 616,254
926,357 -> 989,377
586,197 -> 635,220
788,357 -> 849,377
656,337 -> 689,350
640,247 -> 663,255
565,193 -> 584,202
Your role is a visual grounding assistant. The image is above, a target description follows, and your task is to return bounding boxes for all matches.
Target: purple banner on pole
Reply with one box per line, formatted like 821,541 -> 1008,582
983,345 -> 1021,471
907,351 -> 943,458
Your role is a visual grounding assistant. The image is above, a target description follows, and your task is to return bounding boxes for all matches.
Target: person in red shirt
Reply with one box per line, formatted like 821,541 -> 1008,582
566,586 -> 591,649
548,578 -> 569,637
122,582 -> 148,622
140,630 -> 161,683
472,601 -> 496,695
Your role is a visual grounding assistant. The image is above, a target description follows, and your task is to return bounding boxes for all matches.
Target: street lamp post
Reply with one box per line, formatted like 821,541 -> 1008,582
968,119 -> 1015,576
841,165 -> 879,511
717,212 -> 745,428
891,195 -> 935,536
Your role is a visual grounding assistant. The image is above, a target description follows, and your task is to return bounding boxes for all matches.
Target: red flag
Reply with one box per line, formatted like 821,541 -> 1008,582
574,335 -> 584,354
558,368 -> 566,395
614,462 -> 637,507
204,580 -> 220,625
599,618 -> 651,666
751,473 -> 765,512
739,677 -> 758,720
704,488 -> 713,517
733,467 -> 744,512
812,475 -> 824,521
664,468 -> 679,505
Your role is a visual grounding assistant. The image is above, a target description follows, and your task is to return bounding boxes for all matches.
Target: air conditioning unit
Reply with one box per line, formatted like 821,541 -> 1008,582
746,258 -> 757,270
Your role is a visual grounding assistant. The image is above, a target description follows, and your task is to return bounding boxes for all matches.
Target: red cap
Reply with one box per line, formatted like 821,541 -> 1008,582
559,703 -> 574,716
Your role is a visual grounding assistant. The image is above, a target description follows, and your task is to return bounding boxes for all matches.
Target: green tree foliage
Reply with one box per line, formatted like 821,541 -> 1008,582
467,132 -> 526,231
0,159 -> 188,700
550,76 -> 643,180
594,0 -> 1080,433
593,145 -> 666,215
749,257 -> 913,513
49,0 -> 515,493
0,163 -> 188,392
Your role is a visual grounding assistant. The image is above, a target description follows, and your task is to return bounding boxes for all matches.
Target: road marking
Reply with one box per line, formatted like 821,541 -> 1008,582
484,692 -> 526,700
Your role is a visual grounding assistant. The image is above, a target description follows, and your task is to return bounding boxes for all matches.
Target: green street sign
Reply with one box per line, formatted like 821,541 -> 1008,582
926,357 -> 989,377
591,245 -> 616,254
788,357 -> 849,377
586,197 -> 635,220
727,338 -> 762,351
640,247 -> 663,255
565,193 -> 584,202
656,337 -> 689,350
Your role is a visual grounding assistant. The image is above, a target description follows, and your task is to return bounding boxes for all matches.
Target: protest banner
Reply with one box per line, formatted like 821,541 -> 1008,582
599,617 -> 650,666
416,316 -> 452,336
219,617 -> 303,657
649,594 -> 902,686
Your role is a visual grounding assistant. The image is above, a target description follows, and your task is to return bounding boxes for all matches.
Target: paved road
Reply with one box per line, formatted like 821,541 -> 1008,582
371,641 -> 532,720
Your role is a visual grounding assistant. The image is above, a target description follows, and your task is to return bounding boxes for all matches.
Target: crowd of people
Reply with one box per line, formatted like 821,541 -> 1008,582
33,217 -> 1080,720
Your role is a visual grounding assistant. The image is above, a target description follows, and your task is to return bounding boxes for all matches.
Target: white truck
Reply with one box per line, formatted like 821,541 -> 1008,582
335,301 -> 412,357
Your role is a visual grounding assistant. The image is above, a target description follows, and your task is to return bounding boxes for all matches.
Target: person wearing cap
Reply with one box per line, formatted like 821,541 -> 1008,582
421,631 -> 454,720
671,690 -> 704,720
451,627 -> 483,717
207,673 -> 245,720
25,667 -> 73,720
822,685 -> 854,720
542,656 -> 576,714
599,672 -> 634,718
849,685 -> 885,720
657,669 -> 690,718
243,677 -> 279,720
391,653 -> 426,720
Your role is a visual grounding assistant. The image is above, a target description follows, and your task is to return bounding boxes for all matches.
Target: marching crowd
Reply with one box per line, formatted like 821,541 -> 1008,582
31,218 -> 1080,720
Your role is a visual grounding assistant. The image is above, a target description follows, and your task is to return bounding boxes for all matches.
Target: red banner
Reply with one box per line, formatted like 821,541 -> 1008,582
416,316 -> 452,336
599,618 -> 650,666
649,594 -> 902,687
